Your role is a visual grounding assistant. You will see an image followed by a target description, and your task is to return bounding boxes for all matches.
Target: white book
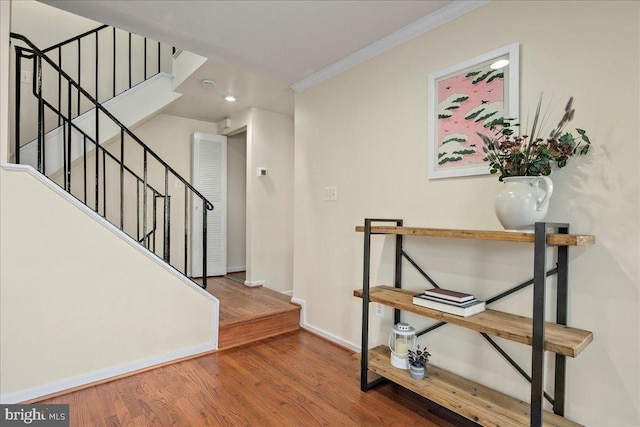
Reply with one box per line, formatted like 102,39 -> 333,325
413,294 -> 486,317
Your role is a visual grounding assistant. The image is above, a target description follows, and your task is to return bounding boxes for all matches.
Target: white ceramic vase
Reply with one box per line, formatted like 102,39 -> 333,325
494,176 -> 554,231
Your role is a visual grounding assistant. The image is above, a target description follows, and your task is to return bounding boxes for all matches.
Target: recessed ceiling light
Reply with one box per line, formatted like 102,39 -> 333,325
490,59 -> 510,70
224,95 -> 238,102
200,79 -> 216,89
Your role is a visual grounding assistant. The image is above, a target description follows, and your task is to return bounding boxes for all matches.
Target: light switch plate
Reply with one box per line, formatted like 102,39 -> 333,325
324,186 -> 337,202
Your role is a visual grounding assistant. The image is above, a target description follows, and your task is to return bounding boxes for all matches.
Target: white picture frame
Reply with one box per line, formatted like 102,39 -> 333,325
427,43 -> 519,179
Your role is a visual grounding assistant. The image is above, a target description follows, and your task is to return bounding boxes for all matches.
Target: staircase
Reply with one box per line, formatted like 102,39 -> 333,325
199,275 -> 301,350
10,28 -> 215,288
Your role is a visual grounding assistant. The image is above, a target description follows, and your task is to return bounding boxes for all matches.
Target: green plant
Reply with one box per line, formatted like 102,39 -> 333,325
408,345 -> 431,368
477,94 -> 592,181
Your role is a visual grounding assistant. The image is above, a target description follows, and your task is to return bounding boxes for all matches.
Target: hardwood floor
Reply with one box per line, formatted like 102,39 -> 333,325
224,271 -> 246,284
40,330 -> 477,426
195,275 -> 301,349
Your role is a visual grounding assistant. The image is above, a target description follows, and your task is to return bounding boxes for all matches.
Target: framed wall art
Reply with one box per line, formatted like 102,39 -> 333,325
427,43 -> 519,179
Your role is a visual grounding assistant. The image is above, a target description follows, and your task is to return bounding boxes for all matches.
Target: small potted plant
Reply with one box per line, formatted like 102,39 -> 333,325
407,345 -> 431,380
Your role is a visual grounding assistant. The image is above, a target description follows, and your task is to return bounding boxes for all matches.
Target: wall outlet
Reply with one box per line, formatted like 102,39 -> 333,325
375,303 -> 386,318
324,186 -> 337,202
20,70 -> 32,84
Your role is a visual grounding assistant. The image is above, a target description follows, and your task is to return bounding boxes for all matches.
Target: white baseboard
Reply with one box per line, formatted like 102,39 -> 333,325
244,280 -> 265,288
226,266 -> 246,273
0,342 -> 216,404
290,297 -> 359,352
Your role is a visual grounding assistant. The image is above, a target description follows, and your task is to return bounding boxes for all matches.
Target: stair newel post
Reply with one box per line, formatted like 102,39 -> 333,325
94,107 -> 99,212
163,168 -> 170,263
152,194 -> 158,252
57,48 -> 61,127
136,181 -> 140,242
202,198 -> 208,289
119,129 -> 125,230
102,149 -> 107,217
184,186 -> 188,276
36,54 -> 44,174
83,136 -> 87,203
95,31 -> 98,103
144,37 -> 148,80
128,33 -> 132,90
76,39 -> 81,117
14,46 -> 21,165
143,149 -> 148,245
65,79 -> 72,192
162,167 -> 171,264
112,27 -> 116,98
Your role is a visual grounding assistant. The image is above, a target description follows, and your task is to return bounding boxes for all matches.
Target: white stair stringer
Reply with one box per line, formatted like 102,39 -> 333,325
20,73 -> 181,176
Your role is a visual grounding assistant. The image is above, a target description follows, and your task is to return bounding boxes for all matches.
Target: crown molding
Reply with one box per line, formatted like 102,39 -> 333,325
290,0 -> 490,93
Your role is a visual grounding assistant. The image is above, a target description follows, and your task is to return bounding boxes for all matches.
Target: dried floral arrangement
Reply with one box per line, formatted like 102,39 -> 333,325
478,94 -> 592,181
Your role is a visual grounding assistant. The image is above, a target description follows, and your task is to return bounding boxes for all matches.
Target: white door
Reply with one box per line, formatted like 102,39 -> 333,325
191,132 -> 227,277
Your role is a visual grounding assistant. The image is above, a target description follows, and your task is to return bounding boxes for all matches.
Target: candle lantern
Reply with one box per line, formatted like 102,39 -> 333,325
388,322 -> 416,369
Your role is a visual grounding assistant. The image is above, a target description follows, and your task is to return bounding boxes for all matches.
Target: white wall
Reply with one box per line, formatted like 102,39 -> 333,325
222,108 -> 294,292
11,1 -> 100,47
0,165 -> 218,402
227,131 -> 247,271
247,109 -> 294,292
293,2 -> 639,426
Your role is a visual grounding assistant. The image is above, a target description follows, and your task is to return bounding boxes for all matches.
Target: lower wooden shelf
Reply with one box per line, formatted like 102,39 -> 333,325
364,345 -> 585,427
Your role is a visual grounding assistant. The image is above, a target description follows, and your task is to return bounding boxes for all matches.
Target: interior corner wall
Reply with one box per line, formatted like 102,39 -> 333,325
0,0 -> 11,163
246,108 -> 294,292
293,2 -> 639,426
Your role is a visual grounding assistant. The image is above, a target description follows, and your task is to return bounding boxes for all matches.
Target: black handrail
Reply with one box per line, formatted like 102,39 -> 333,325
42,25 -> 109,54
11,33 -> 214,288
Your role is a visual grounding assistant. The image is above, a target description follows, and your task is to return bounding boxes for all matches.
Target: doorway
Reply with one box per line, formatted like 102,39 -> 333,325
226,131 -> 247,278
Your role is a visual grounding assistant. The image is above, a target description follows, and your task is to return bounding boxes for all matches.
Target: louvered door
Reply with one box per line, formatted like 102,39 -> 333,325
191,132 -> 227,277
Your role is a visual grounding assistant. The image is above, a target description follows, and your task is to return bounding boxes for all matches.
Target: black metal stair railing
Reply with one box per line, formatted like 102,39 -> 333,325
38,24 -> 173,128
10,33 -> 214,289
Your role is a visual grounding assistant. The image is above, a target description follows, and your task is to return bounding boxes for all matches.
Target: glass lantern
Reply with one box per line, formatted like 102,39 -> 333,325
388,322 -> 416,369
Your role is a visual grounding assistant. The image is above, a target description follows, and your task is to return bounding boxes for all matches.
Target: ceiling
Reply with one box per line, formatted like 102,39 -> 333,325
40,1 -> 464,122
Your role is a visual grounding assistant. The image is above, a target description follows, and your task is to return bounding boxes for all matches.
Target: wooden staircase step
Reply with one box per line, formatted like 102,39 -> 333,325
219,305 -> 301,350
200,275 -> 301,350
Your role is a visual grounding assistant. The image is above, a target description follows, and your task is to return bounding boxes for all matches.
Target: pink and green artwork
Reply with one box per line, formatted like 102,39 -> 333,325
436,64 -> 505,168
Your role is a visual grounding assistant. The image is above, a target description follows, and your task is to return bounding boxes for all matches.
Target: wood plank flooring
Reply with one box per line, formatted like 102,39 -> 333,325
195,275 -> 301,349
39,330 -> 478,426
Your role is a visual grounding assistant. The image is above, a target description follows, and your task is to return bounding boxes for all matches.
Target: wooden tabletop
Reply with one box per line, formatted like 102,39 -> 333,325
355,225 -> 595,246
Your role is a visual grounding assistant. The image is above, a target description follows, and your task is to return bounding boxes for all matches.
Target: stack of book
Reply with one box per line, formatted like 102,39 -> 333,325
412,288 -> 485,317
